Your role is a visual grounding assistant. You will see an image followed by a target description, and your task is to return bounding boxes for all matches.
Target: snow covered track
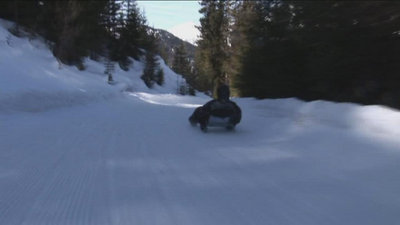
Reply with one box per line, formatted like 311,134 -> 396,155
1,94 -> 400,225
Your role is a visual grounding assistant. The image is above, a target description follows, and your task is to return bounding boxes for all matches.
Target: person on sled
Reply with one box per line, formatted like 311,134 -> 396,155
189,84 -> 241,132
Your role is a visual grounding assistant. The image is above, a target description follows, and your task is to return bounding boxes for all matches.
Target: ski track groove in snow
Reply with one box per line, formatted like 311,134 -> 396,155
1,93 -> 400,225
0,133 -> 74,225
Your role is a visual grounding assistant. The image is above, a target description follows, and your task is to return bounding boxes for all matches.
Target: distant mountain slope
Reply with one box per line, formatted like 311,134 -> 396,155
168,21 -> 200,45
151,27 -> 196,67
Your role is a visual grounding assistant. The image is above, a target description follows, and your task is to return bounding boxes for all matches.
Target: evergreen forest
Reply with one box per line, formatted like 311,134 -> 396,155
195,1 -> 400,108
2,1 -> 400,108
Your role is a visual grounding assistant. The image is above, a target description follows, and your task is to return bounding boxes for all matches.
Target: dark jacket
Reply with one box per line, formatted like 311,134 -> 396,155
190,85 -> 241,125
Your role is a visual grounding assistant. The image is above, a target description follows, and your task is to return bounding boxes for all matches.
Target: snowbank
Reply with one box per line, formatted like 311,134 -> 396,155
0,19 -> 187,113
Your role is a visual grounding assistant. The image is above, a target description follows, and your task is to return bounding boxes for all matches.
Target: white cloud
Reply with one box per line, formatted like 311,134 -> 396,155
168,22 -> 200,45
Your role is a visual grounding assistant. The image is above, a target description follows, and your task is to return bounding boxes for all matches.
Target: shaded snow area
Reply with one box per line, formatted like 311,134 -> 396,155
1,20 -> 400,225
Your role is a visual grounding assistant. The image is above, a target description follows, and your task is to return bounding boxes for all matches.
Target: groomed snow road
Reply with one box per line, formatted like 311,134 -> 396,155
1,92 -> 400,225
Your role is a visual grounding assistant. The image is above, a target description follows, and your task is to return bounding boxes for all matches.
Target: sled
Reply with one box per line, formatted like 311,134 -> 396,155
208,116 -> 230,127
203,116 -> 236,132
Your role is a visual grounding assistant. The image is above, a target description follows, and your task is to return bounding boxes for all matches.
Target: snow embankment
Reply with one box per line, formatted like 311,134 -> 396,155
236,97 -> 400,146
0,19 -> 185,113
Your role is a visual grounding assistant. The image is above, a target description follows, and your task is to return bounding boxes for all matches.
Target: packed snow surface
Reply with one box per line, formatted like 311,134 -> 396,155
1,20 -> 400,225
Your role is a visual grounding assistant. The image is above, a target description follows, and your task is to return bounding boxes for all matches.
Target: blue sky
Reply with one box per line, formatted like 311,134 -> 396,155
136,1 -> 202,30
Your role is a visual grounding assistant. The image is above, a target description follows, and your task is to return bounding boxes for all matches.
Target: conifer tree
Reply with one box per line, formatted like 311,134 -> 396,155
195,0 -> 231,96
288,1 -> 400,105
155,68 -> 165,86
116,0 -> 147,70
231,1 -> 303,98
46,0 -> 107,68
141,50 -> 157,88
172,44 -> 191,78
124,0 -> 147,59
172,43 -> 195,95
141,32 -> 161,88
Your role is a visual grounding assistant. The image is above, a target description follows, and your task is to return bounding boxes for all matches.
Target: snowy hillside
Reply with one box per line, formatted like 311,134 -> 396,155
0,19 -> 187,113
1,20 -> 400,225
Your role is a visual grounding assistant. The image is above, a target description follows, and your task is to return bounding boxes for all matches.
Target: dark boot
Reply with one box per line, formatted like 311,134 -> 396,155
200,122 -> 208,132
226,123 -> 235,131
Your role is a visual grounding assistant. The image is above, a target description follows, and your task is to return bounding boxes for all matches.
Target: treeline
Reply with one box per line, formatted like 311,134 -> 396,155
0,0 -> 164,87
195,1 -> 400,108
